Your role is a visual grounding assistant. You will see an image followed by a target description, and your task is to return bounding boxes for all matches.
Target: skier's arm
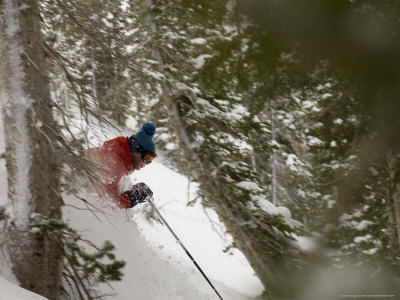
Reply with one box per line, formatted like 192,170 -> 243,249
101,151 -> 132,208
100,144 -> 152,208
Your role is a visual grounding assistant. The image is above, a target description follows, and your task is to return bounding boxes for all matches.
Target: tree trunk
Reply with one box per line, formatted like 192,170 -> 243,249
0,0 -> 63,298
394,183 -> 400,243
271,107 -> 277,205
387,151 -> 400,245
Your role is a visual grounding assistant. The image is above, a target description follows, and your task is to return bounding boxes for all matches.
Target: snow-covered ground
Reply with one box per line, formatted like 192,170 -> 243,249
0,115 -> 264,299
0,277 -> 47,300
63,158 -> 264,300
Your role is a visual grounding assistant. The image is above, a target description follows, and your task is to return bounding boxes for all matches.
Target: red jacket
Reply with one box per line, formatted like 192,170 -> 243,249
89,136 -> 135,208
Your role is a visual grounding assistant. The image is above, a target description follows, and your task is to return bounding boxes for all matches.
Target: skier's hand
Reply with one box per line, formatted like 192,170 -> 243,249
124,182 -> 153,208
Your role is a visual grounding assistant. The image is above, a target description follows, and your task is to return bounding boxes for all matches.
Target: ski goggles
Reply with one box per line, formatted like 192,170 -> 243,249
129,137 -> 157,164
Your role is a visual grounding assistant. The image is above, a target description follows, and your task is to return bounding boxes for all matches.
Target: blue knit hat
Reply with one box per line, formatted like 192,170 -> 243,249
132,123 -> 156,153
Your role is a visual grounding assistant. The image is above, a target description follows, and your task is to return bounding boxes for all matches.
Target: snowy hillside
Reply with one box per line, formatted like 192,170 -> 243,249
0,277 -> 48,300
63,158 -> 264,300
0,103 -> 263,299
0,107 -> 263,299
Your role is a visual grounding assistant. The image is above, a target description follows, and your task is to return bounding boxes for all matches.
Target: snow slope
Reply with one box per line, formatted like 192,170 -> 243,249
0,277 -> 48,300
63,159 -> 264,300
0,110 -> 263,299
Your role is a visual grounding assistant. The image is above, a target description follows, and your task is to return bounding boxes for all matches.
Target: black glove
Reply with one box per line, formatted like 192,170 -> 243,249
124,182 -> 153,208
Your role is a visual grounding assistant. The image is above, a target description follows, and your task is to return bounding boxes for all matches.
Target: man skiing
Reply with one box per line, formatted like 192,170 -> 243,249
88,122 -> 157,208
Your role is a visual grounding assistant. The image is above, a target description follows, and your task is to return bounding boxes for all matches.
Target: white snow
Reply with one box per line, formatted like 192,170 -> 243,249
0,0 -> 33,225
302,100 -> 314,109
333,118 -> 343,125
362,248 -> 377,255
307,136 -> 324,146
321,93 -> 333,99
192,54 -> 212,69
251,195 -> 293,220
190,37 -> 207,45
354,235 -> 372,244
273,206 -> 292,219
211,132 -> 252,152
286,154 -> 297,170
355,220 -> 373,231
295,236 -> 317,252
311,106 -> 321,112
142,69 -> 165,80
226,104 -> 250,120
328,200 -> 336,209
0,152 -> 262,300
291,94 -> 301,103
0,92 -> 16,290
0,110 -> 266,300
60,158 -> 263,300
237,181 -> 261,192
269,139 -> 280,148
0,277 -> 48,300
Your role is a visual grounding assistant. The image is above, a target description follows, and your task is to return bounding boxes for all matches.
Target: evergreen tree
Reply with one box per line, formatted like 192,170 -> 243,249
234,0 -> 400,286
142,0 -> 307,295
3,0 -> 399,297
1,0 -> 63,297
1,1 -> 128,298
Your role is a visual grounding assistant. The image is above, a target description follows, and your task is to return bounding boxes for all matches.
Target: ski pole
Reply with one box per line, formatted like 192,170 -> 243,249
147,197 -> 224,300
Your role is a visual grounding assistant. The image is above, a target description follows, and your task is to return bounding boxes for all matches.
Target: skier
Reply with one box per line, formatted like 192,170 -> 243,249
88,122 -> 157,208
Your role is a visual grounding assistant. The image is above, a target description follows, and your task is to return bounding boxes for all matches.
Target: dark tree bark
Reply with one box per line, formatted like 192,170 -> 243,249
0,0 -> 63,298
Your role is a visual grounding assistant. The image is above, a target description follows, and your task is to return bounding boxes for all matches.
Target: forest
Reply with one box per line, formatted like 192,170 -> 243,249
1,0 -> 400,299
